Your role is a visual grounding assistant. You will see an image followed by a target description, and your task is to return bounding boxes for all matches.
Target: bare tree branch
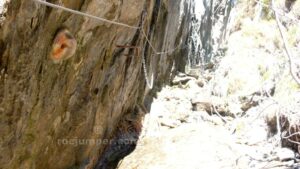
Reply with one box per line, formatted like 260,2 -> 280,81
271,0 -> 300,85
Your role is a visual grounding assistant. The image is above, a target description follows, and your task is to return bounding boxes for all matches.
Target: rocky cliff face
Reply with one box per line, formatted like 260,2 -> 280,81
187,0 -> 234,68
0,0 -> 192,169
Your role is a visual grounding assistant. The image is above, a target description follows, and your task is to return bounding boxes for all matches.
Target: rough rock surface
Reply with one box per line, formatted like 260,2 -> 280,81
0,0 -> 191,169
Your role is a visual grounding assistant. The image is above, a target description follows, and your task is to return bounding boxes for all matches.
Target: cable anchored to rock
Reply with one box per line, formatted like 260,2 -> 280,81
33,0 -> 140,29
33,0 -> 185,55
33,0 -> 185,89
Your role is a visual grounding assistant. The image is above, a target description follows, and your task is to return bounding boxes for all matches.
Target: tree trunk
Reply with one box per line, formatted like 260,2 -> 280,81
0,0 -> 191,169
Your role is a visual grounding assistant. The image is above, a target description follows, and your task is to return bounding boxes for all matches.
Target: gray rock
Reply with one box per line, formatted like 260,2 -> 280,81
275,148 -> 295,161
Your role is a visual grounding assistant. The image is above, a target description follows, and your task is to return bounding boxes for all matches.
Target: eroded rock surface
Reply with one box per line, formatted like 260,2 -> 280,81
0,0 -> 192,169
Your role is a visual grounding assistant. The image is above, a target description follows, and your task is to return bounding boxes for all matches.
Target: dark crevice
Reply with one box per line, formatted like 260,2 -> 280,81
0,40 -> 6,69
200,0 -> 213,61
78,0 -> 86,11
110,47 -> 126,67
93,88 -> 99,95
143,0 -> 161,59
124,55 -> 132,75
94,107 -> 141,169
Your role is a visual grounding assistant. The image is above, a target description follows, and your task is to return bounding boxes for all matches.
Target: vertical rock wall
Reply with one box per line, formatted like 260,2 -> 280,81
187,0 -> 235,68
0,0 -> 192,169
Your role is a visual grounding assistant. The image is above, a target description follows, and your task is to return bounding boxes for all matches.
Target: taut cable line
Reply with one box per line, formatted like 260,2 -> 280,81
33,0 -> 185,89
33,0 -> 140,29
33,0 -> 185,55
